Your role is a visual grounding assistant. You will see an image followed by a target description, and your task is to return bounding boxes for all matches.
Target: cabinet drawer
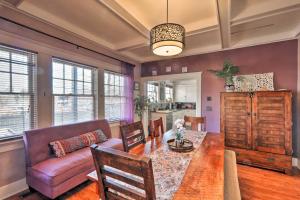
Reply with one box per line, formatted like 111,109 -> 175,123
226,147 -> 292,172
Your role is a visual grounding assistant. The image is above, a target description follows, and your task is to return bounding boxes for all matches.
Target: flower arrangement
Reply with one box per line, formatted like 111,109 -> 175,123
174,119 -> 185,145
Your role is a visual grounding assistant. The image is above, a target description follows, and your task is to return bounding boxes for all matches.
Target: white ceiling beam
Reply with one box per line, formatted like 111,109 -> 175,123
216,0 -> 231,48
116,25 -> 219,52
98,0 -> 149,39
231,4 -> 300,26
186,25 -> 219,37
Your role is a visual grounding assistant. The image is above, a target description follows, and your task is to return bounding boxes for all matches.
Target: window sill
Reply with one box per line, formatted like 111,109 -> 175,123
108,120 -> 121,127
0,136 -> 24,153
0,135 -> 23,143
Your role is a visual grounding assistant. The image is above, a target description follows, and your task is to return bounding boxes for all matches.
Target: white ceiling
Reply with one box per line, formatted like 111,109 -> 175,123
3,0 -> 300,63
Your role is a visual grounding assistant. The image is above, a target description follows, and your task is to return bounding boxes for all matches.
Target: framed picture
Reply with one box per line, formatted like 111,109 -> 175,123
134,81 -> 140,90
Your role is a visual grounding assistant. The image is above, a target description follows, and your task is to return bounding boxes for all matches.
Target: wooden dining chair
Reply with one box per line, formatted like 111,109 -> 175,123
152,117 -> 164,137
90,145 -> 156,200
184,116 -> 206,131
120,121 -> 146,152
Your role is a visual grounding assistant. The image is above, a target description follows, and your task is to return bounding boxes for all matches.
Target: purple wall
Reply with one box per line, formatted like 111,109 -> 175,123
142,40 -> 298,134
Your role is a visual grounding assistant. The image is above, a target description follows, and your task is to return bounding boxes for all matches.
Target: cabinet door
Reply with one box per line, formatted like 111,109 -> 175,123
221,93 -> 252,149
252,92 -> 292,155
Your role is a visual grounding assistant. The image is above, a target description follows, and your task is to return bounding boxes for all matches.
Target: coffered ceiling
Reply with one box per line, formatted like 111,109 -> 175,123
2,0 -> 300,63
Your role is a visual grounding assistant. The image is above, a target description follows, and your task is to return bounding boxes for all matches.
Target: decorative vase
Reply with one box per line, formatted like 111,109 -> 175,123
225,84 -> 235,92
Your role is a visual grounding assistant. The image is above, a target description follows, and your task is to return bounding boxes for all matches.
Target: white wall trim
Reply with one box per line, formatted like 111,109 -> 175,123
0,178 -> 28,199
141,72 -> 202,137
0,139 -> 24,153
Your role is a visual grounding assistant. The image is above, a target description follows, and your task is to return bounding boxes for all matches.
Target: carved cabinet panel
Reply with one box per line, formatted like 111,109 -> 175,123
221,91 -> 292,173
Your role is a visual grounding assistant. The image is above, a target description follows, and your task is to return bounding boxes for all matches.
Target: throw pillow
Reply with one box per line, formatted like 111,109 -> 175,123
50,129 -> 108,158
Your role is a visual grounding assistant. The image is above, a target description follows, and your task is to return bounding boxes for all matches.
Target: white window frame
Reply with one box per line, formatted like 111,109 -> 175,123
52,58 -> 98,125
104,70 -> 126,122
0,45 -> 37,140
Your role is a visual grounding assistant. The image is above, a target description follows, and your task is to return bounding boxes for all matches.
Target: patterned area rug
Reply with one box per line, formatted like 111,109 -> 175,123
150,130 -> 207,200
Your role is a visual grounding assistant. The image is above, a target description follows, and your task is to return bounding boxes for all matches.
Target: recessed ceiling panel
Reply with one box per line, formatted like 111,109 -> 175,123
115,0 -> 218,31
231,10 -> 300,45
18,0 -> 145,48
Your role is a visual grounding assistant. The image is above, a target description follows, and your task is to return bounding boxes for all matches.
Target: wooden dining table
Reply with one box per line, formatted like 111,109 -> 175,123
87,131 -> 224,200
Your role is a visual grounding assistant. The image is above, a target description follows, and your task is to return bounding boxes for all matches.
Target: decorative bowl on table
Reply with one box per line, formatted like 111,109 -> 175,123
167,139 -> 194,152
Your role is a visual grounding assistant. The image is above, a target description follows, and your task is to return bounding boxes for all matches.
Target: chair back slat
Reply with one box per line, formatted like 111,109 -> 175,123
91,145 -> 156,200
120,121 -> 146,152
104,179 -> 146,200
184,116 -> 206,131
102,167 -> 145,190
153,117 -> 164,137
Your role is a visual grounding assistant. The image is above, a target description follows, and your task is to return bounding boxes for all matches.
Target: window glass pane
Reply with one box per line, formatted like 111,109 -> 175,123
77,96 -> 94,122
0,94 -> 30,136
53,79 -> 64,94
77,67 -> 83,81
115,86 -> 120,96
65,64 -> 74,80
12,74 -> 28,93
120,76 -> 124,86
114,75 -> 120,86
109,74 -> 114,85
84,82 -> 92,95
65,80 -> 74,94
109,85 -> 114,96
54,96 -> 75,125
0,61 -> 10,72
104,72 -> 109,84
52,62 -> 64,79
84,69 -> 92,82
76,81 -> 83,94
12,63 -> 28,74
0,50 -> 9,60
104,85 -> 109,96
11,53 -> 28,63
0,72 -> 10,92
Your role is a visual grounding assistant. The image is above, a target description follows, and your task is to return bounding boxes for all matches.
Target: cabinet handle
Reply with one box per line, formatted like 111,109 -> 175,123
267,157 -> 275,162
247,112 -> 251,116
253,113 -> 257,117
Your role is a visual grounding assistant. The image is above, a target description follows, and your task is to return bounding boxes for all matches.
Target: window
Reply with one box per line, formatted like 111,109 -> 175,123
0,45 -> 37,139
52,58 -> 98,125
165,86 -> 173,101
104,71 -> 126,122
147,83 -> 158,102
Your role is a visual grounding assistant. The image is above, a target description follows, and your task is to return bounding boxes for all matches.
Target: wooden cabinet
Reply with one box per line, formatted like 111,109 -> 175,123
221,91 -> 292,173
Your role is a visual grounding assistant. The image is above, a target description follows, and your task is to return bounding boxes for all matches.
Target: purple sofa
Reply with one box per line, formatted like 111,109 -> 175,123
23,119 -> 123,199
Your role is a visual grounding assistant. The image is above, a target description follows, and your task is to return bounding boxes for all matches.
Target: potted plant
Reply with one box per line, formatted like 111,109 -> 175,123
208,60 -> 239,92
134,95 -> 150,121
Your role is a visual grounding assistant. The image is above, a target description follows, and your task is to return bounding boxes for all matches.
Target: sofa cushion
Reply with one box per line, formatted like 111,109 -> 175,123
50,129 -> 108,157
30,138 -> 123,186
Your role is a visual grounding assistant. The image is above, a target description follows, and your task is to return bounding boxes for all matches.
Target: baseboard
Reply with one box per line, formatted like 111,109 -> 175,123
0,178 -> 28,199
292,157 -> 300,169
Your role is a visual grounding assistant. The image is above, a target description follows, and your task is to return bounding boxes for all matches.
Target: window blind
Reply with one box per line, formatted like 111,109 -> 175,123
52,58 -> 98,125
104,71 -> 126,122
0,45 -> 37,139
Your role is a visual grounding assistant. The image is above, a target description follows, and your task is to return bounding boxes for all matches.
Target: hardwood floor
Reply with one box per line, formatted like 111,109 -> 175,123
9,165 -> 300,200
238,165 -> 300,200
